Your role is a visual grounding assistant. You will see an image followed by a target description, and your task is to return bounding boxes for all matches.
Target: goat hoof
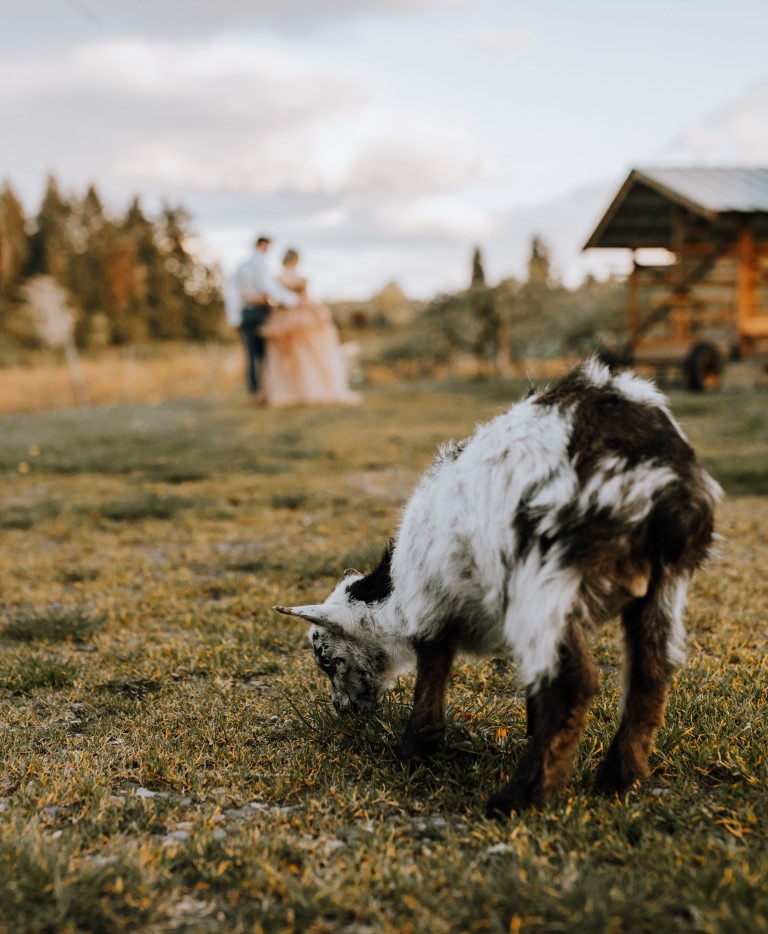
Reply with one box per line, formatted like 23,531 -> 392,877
397,739 -> 431,764
398,726 -> 442,763
484,795 -> 511,821
594,758 -> 643,796
397,734 -> 425,764
485,784 -> 534,819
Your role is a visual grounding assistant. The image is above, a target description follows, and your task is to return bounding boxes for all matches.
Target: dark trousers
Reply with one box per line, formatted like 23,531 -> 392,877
240,304 -> 270,394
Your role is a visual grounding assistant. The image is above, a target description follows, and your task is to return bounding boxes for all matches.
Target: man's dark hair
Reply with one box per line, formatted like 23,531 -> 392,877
255,236 -> 272,248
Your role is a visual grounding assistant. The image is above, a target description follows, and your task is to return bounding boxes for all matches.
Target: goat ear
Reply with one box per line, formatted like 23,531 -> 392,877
344,568 -> 361,578
273,604 -> 348,637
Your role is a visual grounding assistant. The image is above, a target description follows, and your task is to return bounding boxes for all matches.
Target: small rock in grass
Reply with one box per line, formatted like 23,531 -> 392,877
485,842 -> 515,856
163,830 -> 191,845
223,807 -> 252,820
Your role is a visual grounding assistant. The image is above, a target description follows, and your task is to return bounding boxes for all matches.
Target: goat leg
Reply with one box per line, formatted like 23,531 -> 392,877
525,686 -> 538,738
486,622 -> 598,817
596,577 -> 682,795
399,638 -> 455,761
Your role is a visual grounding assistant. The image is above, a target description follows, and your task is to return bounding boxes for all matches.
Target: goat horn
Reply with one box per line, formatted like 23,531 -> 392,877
273,605 -> 348,637
273,605 -> 307,619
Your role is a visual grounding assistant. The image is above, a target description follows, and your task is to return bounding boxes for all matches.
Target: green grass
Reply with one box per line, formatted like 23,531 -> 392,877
1,606 -> 104,644
0,651 -> 80,694
0,379 -> 766,932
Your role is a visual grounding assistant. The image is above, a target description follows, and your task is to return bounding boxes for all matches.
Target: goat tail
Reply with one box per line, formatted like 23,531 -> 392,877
647,468 -> 721,571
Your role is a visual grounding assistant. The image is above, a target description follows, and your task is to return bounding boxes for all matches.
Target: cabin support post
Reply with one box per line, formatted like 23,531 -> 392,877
737,223 -> 757,357
629,251 -> 639,348
672,207 -> 691,343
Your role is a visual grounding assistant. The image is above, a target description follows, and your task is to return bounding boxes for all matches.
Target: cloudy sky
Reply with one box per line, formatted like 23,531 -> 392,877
4,0 -> 768,298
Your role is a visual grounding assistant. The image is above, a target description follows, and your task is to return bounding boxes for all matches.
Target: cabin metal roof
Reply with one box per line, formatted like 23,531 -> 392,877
584,167 -> 768,250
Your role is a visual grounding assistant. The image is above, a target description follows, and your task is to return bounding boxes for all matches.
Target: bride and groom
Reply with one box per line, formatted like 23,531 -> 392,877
230,236 -> 359,407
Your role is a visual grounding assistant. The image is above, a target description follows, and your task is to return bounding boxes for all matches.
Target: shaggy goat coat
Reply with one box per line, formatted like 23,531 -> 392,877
276,359 -> 721,813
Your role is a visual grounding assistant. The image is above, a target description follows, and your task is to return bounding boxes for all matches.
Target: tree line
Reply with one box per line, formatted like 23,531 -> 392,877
1,176 -> 628,373
0,176 -> 225,359
379,238 -> 628,374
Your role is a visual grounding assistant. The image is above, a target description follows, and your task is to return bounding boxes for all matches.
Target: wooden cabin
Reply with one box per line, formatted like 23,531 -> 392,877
584,167 -> 768,388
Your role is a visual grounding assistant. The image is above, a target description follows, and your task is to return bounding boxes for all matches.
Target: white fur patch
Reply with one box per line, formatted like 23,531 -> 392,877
503,547 -> 581,686
582,356 -> 612,387
612,368 -> 667,408
703,471 -> 725,505
579,458 -> 677,524
663,576 -> 690,669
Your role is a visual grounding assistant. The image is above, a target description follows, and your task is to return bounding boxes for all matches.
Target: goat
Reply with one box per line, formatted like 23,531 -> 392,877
275,359 -> 721,815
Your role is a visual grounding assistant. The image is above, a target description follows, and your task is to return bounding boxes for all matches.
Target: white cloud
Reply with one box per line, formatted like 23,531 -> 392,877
2,36 -> 489,204
660,79 -> 768,165
375,194 -> 494,239
465,30 -> 531,52
345,132 -> 489,200
102,0 -> 469,24
3,0 -> 474,46
0,30 -> 493,298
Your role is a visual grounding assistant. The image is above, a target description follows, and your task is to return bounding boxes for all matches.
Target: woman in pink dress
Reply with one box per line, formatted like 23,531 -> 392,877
260,250 -> 361,408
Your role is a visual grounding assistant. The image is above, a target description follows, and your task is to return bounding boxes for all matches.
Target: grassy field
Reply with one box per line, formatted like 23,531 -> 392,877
0,379 -> 766,933
0,345 -> 242,416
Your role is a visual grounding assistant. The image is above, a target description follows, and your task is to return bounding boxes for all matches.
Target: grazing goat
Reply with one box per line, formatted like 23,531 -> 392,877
275,359 -> 721,815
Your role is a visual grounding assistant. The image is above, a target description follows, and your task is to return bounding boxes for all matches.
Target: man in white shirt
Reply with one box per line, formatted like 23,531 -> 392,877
230,236 -> 298,397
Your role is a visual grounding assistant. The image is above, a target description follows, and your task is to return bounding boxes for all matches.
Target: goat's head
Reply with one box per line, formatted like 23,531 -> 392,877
275,570 -> 390,713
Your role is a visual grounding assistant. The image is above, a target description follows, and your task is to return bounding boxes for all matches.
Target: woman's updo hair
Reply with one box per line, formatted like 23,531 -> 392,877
283,248 -> 300,265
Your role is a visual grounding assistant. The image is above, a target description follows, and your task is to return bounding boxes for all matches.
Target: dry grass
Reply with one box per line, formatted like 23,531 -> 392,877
0,343 -> 588,418
0,377 -> 766,932
0,345 -> 243,415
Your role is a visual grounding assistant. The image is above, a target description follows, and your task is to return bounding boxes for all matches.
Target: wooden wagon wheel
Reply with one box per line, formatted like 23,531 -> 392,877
684,341 -> 723,392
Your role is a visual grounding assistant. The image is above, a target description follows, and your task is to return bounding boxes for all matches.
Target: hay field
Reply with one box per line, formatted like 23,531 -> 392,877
0,379 -> 766,932
0,346 -> 243,416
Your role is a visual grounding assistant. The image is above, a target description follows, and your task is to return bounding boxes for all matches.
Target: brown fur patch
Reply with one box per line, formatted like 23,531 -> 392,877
399,640 -> 455,760
596,584 -> 678,795
535,373 -> 696,485
487,621 -> 598,816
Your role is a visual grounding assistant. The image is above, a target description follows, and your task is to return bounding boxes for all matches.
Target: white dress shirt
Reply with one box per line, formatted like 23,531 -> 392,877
226,250 -> 298,326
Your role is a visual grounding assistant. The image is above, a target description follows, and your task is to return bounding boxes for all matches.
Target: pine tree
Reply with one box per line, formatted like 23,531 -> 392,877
152,206 -> 223,341
0,182 -> 29,291
471,246 -> 486,288
517,235 -> 557,354
118,196 -> 158,342
148,206 -> 193,340
527,235 -> 551,286
68,183 -> 110,344
182,263 -> 225,341
468,245 -> 499,366
28,175 -> 72,283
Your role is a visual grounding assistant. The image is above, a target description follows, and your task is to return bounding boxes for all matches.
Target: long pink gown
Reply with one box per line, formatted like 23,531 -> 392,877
260,269 -> 361,408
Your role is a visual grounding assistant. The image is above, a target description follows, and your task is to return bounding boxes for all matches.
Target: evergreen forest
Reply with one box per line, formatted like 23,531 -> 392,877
0,176 -> 225,362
